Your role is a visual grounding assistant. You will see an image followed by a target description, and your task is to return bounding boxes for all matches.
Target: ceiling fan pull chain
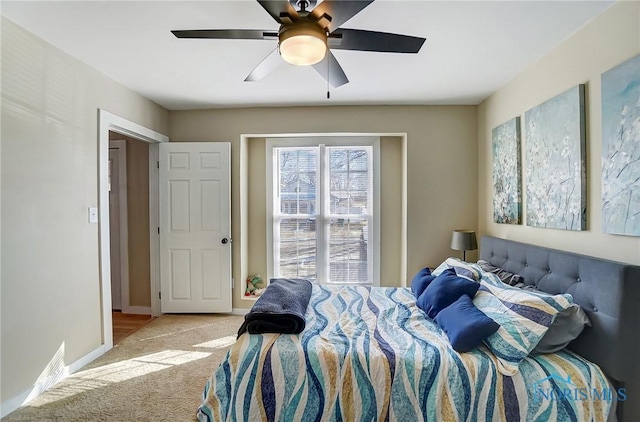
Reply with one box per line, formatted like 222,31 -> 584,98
326,55 -> 330,99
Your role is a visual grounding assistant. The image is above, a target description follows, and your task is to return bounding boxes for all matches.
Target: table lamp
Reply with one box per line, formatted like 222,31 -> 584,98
451,230 -> 477,261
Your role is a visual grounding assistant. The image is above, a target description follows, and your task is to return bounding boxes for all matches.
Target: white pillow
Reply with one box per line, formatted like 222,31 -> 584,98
432,257 -> 482,282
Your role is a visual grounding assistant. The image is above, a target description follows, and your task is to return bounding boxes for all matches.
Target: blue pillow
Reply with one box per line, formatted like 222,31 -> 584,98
435,295 -> 500,352
410,267 -> 435,298
416,268 -> 480,319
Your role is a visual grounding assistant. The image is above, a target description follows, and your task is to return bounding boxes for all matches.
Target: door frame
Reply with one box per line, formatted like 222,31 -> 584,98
108,139 -> 129,312
98,110 -> 168,351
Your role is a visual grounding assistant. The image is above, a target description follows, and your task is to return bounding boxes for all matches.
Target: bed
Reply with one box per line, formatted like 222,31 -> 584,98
197,236 -> 640,421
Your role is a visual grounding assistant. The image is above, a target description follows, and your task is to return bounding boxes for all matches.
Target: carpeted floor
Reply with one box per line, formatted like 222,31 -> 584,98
3,314 -> 244,421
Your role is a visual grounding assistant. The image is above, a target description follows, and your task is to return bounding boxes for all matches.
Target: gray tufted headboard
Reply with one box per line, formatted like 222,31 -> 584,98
480,236 -> 640,394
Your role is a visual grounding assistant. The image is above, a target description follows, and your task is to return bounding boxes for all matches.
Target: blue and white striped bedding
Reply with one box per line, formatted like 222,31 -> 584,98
198,285 -> 611,422
474,273 -> 574,376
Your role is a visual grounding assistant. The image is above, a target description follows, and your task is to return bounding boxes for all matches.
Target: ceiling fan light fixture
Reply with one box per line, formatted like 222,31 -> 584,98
279,23 -> 327,66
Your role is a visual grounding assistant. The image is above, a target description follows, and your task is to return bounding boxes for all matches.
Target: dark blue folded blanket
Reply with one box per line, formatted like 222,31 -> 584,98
237,278 -> 313,337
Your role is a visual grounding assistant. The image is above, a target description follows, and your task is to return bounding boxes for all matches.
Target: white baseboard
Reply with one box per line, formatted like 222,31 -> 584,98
121,305 -> 152,315
67,344 -> 107,373
231,307 -> 249,315
0,344 -> 108,418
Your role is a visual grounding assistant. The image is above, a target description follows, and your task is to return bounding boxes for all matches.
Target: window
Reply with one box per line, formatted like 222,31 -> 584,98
267,138 -> 379,286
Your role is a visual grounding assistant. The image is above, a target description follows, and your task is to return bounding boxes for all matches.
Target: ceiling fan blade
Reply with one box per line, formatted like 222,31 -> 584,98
310,0 -> 374,33
257,0 -> 298,23
330,29 -> 425,53
171,29 -> 278,40
312,51 -> 349,88
245,48 -> 283,82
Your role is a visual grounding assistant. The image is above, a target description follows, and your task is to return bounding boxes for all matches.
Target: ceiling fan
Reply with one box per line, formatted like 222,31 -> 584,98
171,0 -> 426,88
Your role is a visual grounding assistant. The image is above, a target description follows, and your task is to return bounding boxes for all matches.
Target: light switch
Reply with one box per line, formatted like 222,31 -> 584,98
88,207 -> 99,223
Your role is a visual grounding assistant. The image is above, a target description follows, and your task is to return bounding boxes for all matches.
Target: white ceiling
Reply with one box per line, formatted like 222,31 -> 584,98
1,0 -> 613,110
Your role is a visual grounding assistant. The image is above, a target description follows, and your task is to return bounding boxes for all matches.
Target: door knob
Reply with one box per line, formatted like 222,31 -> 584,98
221,238 -> 229,244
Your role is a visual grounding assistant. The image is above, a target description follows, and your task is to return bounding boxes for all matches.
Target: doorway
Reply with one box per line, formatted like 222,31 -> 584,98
108,135 -> 153,316
98,110 -> 168,351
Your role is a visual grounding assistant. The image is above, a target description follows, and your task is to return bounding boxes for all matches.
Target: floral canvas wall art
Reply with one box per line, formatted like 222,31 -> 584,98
525,85 -> 586,231
492,117 -> 521,224
601,54 -> 640,236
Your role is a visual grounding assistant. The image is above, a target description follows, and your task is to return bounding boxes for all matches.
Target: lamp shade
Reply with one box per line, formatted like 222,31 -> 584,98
451,230 -> 478,252
279,23 -> 327,66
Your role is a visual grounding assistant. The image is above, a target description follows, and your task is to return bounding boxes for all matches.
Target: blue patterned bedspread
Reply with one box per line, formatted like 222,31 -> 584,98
198,285 -> 611,421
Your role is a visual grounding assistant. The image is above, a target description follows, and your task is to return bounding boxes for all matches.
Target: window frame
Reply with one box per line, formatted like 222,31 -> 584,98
266,136 -> 380,287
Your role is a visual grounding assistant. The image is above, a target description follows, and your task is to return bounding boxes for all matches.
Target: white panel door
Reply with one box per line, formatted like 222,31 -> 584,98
159,142 -> 231,313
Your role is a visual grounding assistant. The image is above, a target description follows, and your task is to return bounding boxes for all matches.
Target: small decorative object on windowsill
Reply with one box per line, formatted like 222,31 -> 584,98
451,230 -> 478,262
245,274 -> 263,296
253,288 -> 266,297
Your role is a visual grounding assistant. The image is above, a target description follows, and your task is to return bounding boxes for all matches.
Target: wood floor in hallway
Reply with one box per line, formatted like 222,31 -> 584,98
112,311 -> 154,344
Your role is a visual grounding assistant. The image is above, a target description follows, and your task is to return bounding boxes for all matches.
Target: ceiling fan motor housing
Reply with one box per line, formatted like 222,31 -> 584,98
291,0 -> 317,11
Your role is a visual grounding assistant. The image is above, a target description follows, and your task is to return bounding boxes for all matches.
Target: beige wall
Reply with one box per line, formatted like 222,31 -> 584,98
478,1 -> 640,265
247,137 -> 268,291
125,138 -> 151,307
379,136 -> 404,287
169,105 -> 478,309
1,17 -> 168,403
